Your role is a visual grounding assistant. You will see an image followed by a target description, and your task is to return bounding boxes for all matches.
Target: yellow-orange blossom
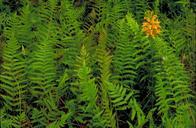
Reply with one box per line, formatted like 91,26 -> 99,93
142,12 -> 161,37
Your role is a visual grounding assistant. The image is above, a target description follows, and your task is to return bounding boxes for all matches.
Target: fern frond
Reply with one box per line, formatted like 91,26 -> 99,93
31,108 -> 47,128
75,45 -> 97,112
101,88 -> 117,128
162,17 -> 186,55
14,3 -> 34,48
0,112 -> 28,128
25,0 -> 58,98
153,37 -> 194,127
0,108 -> 13,128
126,13 -> 157,113
107,82 -> 146,127
96,0 -> 127,28
3,3 -> 35,49
112,15 -> 138,86
67,45 -> 100,127
110,13 -> 151,127
58,0 -> 85,74
0,33 -> 26,114
11,112 -> 31,128
28,21 -> 56,98
95,28 -> 117,128
47,112 -> 71,128
128,0 -> 149,22
107,83 -> 134,110
83,0 -> 126,33
82,0 -> 98,33
36,0 -> 57,23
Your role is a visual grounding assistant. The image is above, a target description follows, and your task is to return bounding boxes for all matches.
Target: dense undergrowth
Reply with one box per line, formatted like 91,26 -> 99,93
0,0 -> 195,128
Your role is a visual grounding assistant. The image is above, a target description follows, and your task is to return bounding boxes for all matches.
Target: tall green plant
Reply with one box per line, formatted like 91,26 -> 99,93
0,0 -> 195,127
153,37 -> 194,127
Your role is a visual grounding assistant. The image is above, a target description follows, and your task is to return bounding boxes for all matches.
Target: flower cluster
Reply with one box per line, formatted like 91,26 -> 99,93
142,11 -> 161,37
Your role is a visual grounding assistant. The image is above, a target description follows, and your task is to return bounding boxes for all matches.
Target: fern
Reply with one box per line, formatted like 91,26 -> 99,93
96,27 -> 146,127
96,28 -> 116,128
96,0 -> 126,28
83,0 -> 126,33
54,0 -> 85,80
1,111 -> 31,128
12,112 -> 30,128
0,33 -> 26,115
0,119 -> 12,128
69,44 -> 100,127
107,83 -> 134,110
126,13 -> 157,114
111,18 -> 137,86
31,108 -> 47,128
153,37 -> 194,127
161,17 -> 186,55
47,112 -> 71,128
14,2 -> 35,48
161,8 -> 196,90
27,22 -> 56,98
27,0 -> 57,98
127,0 -> 149,23
110,13 -> 158,127
76,45 -> 97,111
0,1 -> 195,127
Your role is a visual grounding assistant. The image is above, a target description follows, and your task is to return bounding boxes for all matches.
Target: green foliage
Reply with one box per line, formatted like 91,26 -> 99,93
96,28 -> 116,128
57,0 -> 85,74
153,37 -> 194,127
75,45 -> 97,112
112,16 -> 137,86
0,0 -> 195,128
128,0 -> 149,22
0,33 -> 26,114
27,21 -> 56,98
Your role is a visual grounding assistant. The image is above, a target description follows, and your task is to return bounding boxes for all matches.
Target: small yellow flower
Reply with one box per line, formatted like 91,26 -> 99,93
142,11 -> 161,37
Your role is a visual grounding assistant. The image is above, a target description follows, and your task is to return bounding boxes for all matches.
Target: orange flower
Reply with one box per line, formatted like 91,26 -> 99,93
142,11 -> 161,37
